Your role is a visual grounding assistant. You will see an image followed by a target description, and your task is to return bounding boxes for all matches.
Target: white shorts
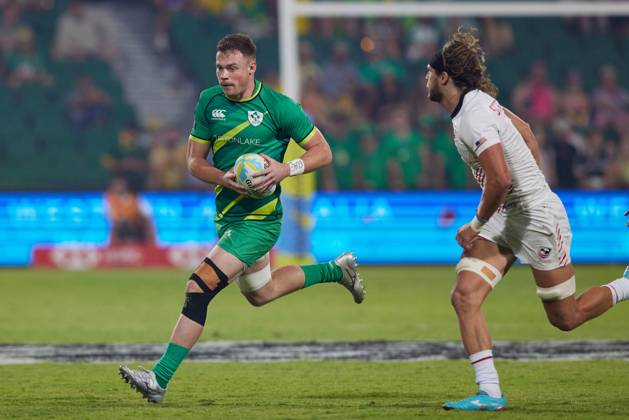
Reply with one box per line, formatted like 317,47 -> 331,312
479,192 -> 572,270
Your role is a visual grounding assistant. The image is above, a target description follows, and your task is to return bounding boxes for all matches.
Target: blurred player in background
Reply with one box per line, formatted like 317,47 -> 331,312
119,33 -> 365,403
425,29 -> 629,411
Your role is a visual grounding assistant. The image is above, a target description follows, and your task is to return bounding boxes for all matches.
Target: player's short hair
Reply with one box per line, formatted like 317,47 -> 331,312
217,33 -> 256,59
440,29 -> 498,97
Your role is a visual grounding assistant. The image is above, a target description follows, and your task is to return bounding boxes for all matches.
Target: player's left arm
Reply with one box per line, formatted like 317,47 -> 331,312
504,108 -> 541,168
251,128 -> 332,192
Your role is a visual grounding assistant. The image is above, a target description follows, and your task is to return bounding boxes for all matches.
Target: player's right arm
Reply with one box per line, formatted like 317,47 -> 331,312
186,139 -> 246,194
187,92 -> 247,194
505,109 -> 541,168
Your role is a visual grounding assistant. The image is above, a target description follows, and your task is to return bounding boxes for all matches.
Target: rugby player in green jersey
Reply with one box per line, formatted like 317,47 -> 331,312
119,33 -> 365,403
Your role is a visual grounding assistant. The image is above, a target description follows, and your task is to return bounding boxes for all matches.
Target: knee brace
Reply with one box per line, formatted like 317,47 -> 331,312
182,257 -> 229,325
536,276 -> 575,301
455,257 -> 503,289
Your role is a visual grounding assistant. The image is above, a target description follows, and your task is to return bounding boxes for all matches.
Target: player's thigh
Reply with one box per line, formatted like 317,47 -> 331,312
237,253 -> 273,295
454,238 -> 516,302
532,263 -> 577,319
215,219 -> 281,267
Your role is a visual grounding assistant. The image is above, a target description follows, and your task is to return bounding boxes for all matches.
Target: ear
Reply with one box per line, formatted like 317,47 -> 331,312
249,60 -> 257,75
439,72 -> 450,86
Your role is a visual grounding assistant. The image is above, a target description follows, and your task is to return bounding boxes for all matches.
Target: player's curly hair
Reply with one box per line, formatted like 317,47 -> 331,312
442,29 -> 498,97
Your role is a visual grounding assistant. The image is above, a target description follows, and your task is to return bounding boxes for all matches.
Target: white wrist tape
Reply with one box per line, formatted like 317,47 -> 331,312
469,215 -> 486,233
288,159 -> 305,176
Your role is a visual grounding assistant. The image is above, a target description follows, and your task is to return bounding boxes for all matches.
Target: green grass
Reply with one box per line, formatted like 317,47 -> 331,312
1,360 -> 628,419
0,265 -> 627,343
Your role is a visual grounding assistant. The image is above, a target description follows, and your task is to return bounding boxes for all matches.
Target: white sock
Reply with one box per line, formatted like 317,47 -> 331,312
470,349 -> 501,398
604,277 -> 629,305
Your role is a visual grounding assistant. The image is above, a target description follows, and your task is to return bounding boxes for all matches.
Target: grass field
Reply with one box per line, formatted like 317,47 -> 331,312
1,265 -> 628,418
0,265 -> 627,343
1,361 -> 628,418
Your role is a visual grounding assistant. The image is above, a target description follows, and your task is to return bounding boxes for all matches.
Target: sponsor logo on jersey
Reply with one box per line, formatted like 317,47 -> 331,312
211,109 -> 227,120
248,110 -> 264,126
228,137 -> 261,145
538,247 -> 552,259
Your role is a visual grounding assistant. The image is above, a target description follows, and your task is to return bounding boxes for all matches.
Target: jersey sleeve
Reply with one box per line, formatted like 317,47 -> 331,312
459,108 -> 501,157
276,96 -> 316,146
189,93 -> 212,144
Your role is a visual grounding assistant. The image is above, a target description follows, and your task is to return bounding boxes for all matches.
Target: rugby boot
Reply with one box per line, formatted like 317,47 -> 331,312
335,251 -> 365,304
119,365 -> 166,403
442,391 -> 507,411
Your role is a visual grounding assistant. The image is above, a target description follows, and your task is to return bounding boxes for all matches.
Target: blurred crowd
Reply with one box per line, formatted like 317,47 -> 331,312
1,0 -> 628,194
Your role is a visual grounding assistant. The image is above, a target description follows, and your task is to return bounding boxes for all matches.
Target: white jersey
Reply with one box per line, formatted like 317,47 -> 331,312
451,89 -> 550,209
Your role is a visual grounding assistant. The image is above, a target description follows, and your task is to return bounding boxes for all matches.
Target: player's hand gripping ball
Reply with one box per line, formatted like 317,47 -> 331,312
234,153 -> 276,198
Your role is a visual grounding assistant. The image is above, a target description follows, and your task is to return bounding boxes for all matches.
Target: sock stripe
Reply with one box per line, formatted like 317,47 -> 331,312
471,355 -> 493,365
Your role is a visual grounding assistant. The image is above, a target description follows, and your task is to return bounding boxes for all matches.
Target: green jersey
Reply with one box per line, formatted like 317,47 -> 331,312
190,80 -> 316,223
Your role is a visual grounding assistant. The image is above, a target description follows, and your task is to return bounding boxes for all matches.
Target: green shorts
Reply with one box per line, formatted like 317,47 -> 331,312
215,219 -> 282,266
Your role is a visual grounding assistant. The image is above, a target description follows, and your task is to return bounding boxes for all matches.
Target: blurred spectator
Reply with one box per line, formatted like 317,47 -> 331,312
101,124 -> 149,192
530,123 -> 557,187
148,127 -> 187,190
67,74 -> 111,129
301,77 -> 329,126
319,41 -> 359,100
52,0 -> 115,62
592,65 -> 629,132
550,119 -> 582,189
6,28 -> 52,87
105,177 -> 155,245
319,112 -> 358,191
405,17 -> 438,62
382,105 -> 428,190
558,69 -> 590,132
574,129 -> 614,189
422,116 -> 469,189
615,136 -> 629,188
0,4 -> 32,54
355,129 -> 387,190
511,61 -> 556,124
298,41 -> 320,87
480,17 -> 514,57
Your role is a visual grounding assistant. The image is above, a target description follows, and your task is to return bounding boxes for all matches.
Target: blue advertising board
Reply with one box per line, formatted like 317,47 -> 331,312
0,191 -> 627,266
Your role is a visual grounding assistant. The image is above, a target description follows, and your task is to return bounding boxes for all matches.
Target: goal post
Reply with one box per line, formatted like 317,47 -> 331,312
279,0 -> 629,101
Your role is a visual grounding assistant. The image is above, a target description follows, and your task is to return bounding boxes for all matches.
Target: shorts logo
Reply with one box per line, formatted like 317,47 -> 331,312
211,109 -> 226,120
248,110 -> 264,127
538,247 -> 552,259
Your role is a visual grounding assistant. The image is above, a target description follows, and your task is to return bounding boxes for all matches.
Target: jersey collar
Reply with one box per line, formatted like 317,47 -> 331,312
450,90 -> 470,119
229,80 -> 262,103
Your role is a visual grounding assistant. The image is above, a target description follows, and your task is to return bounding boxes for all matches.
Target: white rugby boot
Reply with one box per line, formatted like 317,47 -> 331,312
335,252 -> 365,304
119,365 -> 166,403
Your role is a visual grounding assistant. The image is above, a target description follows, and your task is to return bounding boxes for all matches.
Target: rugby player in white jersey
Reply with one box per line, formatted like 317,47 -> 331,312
425,30 -> 629,411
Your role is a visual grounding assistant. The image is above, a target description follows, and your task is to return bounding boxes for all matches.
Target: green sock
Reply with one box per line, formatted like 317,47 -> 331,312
152,342 -> 190,388
301,261 -> 343,288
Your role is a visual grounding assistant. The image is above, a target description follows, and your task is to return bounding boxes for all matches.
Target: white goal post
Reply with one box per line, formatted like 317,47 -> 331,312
279,0 -> 629,101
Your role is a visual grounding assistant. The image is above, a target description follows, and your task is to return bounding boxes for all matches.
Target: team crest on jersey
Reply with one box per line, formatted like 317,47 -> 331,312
248,110 -> 264,127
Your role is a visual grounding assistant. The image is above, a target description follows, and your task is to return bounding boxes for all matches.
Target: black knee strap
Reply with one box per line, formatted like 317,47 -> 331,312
182,258 -> 230,326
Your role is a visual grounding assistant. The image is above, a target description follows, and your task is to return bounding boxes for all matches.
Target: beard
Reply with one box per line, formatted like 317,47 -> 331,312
427,85 -> 443,103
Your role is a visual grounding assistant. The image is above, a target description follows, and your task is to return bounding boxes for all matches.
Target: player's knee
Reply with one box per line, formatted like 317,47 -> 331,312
450,286 -> 481,314
243,291 -> 268,307
185,280 -> 203,293
181,257 -> 230,326
548,314 -> 579,332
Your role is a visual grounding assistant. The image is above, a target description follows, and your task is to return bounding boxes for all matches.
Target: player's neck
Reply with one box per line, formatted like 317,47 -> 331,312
441,88 -> 463,115
227,79 -> 256,101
